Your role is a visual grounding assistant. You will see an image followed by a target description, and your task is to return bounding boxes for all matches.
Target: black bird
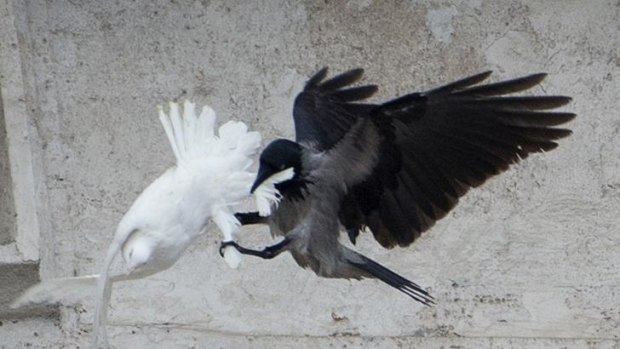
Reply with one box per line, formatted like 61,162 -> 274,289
223,68 -> 575,305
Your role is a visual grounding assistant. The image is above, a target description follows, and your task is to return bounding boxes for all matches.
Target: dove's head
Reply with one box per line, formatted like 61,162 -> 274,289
121,230 -> 153,273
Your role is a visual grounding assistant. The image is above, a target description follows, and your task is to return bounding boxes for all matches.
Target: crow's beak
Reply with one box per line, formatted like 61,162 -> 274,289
250,164 -> 272,194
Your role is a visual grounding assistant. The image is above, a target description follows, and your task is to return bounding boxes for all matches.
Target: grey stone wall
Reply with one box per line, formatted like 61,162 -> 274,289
0,93 -> 17,245
0,0 -> 618,348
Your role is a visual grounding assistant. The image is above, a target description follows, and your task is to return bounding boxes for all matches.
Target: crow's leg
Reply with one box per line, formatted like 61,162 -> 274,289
219,239 -> 289,260
235,212 -> 267,226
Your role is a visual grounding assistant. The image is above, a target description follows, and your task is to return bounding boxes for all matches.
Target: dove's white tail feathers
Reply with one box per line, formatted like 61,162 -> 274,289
159,101 -> 261,164
11,272 -> 137,309
11,275 -> 99,309
93,239 -> 123,348
159,101 -> 262,215
158,101 -> 216,163
218,120 -> 262,158
158,101 -> 262,270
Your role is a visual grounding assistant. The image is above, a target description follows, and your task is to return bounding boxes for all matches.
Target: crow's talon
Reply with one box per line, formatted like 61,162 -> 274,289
219,241 -> 238,257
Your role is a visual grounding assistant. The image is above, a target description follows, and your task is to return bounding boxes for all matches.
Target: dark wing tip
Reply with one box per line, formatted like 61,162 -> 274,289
505,72 -> 547,90
472,95 -> 574,110
306,67 -> 329,88
558,128 -> 573,138
428,71 -> 493,95
563,112 -> 577,122
520,72 -> 548,85
467,70 -> 493,82
333,85 -> 378,101
320,68 -> 366,91
453,72 -> 550,97
305,67 -> 369,93
530,72 -> 548,82
542,96 -> 573,108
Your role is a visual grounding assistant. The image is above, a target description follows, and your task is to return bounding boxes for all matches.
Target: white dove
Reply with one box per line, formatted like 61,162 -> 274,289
12,101 -> 265,348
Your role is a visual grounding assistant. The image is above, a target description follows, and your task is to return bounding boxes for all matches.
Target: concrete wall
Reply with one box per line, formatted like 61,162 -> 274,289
0,91 -> 17,245
1,0 -> 618,348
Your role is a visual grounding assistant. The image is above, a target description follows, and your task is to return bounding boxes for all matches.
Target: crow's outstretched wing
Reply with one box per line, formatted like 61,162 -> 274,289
293,68 -> 378,151
292,68 -> 574,248
341,71 -> 575,248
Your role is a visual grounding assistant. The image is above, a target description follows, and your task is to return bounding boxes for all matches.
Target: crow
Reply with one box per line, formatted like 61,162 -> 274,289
223,68 -> 575,306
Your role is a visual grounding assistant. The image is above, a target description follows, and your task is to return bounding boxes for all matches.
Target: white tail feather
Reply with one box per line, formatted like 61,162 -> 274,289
93,239 -> 122,348
159,101 -> 240,165
158,102 -> 264,269
10,273 -> 134,309
218,121 -> 248,147
182,101 -> 196,152
158,106 -> 180,160
169,102 -> 185,157
15,101 -> 266,348
11,275 -> 99,308
197,105 -> 216,141
253,168 -> 295,216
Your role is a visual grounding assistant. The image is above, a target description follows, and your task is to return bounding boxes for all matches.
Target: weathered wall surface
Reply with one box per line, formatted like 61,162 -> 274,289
0,91 -> 16,246
1,0 -> 618,348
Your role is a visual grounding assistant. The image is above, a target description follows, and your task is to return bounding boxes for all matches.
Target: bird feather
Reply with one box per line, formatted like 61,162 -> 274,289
253,168 -> 295,216
13,101 -> 268,348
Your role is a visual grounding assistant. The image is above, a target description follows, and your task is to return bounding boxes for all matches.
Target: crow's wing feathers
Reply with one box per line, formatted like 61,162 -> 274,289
342,72 -> 574,248
293,68 -> 378,151
292,69 -> 573,249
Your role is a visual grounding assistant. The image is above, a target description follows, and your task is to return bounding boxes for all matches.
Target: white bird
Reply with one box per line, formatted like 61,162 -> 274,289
11,101 -> 264,348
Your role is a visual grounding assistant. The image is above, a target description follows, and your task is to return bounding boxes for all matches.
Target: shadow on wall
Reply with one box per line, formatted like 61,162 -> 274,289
0,263 -> 58,320
0,92 -> 55,320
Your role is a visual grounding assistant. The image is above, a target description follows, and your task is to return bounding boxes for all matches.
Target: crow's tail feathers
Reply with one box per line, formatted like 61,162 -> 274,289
349,254 -> 435,306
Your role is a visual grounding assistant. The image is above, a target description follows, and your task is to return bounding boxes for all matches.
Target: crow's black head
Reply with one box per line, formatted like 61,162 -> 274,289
251,139 -> 304,194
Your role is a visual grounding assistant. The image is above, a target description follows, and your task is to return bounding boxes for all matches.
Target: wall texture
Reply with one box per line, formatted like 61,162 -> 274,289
1,0 -> 619,348
0,92 -> 17,246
